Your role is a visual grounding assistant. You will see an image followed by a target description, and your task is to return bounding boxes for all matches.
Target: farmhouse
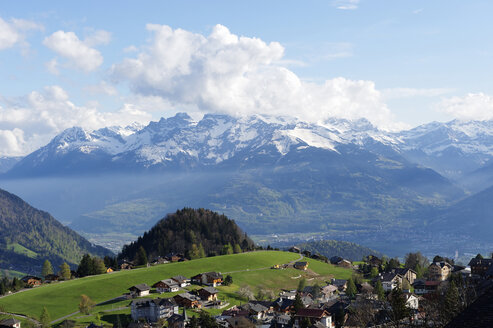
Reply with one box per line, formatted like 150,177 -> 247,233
130,298 -> 178,322
44,274 -> 60,283
428,262 -> 452,281
0,318 -> 21,328
20,276 -> 42,287
294,262 -> 309,270
191,272 -> 223,286
197,287 -> 219,301
153,279 -> 180,293
129,284 -> 151,297
293,308 -> 333,328
173,292 -> 202,308
172,275 -> 191,287
375,273 -> 403,292
468,258 -> 493,276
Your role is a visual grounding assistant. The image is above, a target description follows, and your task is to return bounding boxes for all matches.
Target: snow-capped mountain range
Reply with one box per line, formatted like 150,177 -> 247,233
8,112 -> 493,187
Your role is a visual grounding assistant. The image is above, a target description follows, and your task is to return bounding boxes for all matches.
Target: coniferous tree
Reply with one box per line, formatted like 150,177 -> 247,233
198,243 -> 206,258
135,246 -> 148,265
77,254 -> 94,277
42,260 -> 54,278
59,262 -> 71,280
40,307 -> 51,328
346,277 -> 357,298
293,293 -> 304,312
389,286 -> 410,323
222,243 -> 234,255
233,244 -> 242,254
297,278 -> 306,292
374,280 -> 385,300
92,257 -> 106,274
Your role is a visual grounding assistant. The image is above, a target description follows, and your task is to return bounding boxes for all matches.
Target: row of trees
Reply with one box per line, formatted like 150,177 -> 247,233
77,254 -> 108,277
41,259 -> 71,280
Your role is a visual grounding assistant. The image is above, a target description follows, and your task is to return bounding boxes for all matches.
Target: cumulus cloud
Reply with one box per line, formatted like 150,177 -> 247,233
43,30 -> 106,72
0,86 -> 151,156
0,17 -> 42,50
332,0 -> 360,10
438,93 -> 493,121
111,24 -> 396,129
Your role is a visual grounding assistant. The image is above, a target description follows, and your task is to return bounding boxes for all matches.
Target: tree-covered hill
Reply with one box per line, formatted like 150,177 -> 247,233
297,240 -> 384,261
0,188 -> 112,274
119,208 -> 255,261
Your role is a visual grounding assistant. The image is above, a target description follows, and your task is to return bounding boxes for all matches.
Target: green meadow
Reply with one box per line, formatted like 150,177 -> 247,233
0,251 -> 353,326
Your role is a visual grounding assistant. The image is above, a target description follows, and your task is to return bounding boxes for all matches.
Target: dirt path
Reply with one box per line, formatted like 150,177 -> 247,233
0,311 -> 40,325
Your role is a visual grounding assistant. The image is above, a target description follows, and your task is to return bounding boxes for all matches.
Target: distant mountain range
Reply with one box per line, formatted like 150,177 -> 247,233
0,188 -> 112,274
2,113 -> 493,256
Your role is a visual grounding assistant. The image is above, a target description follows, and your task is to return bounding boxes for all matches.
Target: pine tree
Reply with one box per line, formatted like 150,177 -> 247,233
389,286 -> 410,323
40,307 -> 51,328
444,280 -> 460,317
293,293 -> 304,312
297,278 -> 306,292
92,257 -> 107,275
189,244 -> 200,259
198,243 -> 206,258
59,262 -> 71,280
77,254 -> 94,277
346,277 -> 357,298
370,266 -> 379,278
135,246 -> 148,266
374,280 -> 385,300
42,260 -> 54,278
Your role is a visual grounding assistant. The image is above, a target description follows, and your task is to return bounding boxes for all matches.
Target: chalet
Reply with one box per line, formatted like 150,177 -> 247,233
153,279 -> 180,293
130,298 -> 178,322
293,308 -> 333,328
279,290 -> 297,300
404,293 -> 419,310
289,246 -> 301,253
375,272 -> 403,292
129,284 -> 151,297
151,257 -> 169,265
274,314 -> 291,325
20,276 -> 42,287
0,318 -> 21,328
412,280 -> 426,295
243,302 -> 270,320
197,287 -> 219,301
329,256 -> 343,265
337,259 -> 352,268
392,268 -> 417,284
173,292 -> 202,308
294,262 -> 309,270
222,306 -> 250,317
428,262 -> 452,281
468,258 -> 493,276
171,275 -> 191,287
106,267 -> 114,273
167,311 -> 187,328
274,298 -> 295,314
121,261 -> 134,270
331,279 -> 347,291
44,274 -> 60,283
191,272 -> 223,286
165,253 -> 184,262
321,285 -> 338,300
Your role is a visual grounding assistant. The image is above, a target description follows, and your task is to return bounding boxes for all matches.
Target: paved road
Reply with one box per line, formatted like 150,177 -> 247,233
0,311 -> 40,325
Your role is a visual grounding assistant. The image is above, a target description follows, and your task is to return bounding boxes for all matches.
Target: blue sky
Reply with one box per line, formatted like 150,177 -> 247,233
1,0 -> 493,155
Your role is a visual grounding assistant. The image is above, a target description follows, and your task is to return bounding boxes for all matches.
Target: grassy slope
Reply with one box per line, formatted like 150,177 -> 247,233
0,251 -> 352,324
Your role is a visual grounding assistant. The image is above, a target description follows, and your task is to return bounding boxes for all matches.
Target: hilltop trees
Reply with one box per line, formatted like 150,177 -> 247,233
59,262 -> 71,280
77,254 -> 108,277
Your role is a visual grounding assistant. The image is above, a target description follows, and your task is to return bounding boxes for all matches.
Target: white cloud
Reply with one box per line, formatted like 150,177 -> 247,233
84,29 -> 112,47
45,58 -> 60,75
437,93 -> 493,121
112,24 -> 397,129
332,0 -> 360,10
43,30 -> 104,72
0,17 -> 42,50
0,86 -> 151,156
382,87 -> 454,100
84,81 -> 117,96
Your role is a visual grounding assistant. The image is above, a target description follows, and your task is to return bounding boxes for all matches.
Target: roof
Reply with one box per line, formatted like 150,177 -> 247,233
153,279 -> 179,288
0,318 -> 21,327
129,283 -> 150,292
131,297 -> 177,308
430,261 -> 452,269
172,275 -> 189,282
200,286 -> 219,294
295,308 -> 328,318
468,258 -> 493,267
378,272 -> 402,282
322,285 -> 338,293
393,268 -> 416,275
250,303 -> 268,313
21,275 -> 41,282
295,261 -> 308,266
331,279 -> 347,287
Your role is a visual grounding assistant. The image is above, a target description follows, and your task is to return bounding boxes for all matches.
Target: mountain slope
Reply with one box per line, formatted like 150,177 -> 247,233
0,188 -> 112,273
296,240 -> 384,261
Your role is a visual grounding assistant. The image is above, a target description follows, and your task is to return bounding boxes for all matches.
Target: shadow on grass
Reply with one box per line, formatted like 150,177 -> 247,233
101,313 -> 132,327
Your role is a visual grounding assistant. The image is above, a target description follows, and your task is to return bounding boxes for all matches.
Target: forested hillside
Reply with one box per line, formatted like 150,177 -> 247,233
119,208 -> 254,261
297,240 -> 384,261
0,188 -> 111,273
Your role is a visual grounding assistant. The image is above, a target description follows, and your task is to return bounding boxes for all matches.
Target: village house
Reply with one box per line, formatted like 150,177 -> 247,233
331,279 -> 347,292
294,261 -> 309,270
225,316 -> 255,328
404,293 -> 419,310
428,262 -> 452,281
129,284 -> 151,297
274,313 -> 291,326
293,308 -> 334,328
392,268 -> 417,284
375,272 -> 403,292
191,272 -> 223,286
468,258 -> 493,276
152,279 -> 180,293
367,256 -> 383,267
279,290 -> 297,300
171,275 -> 191,287
329,256 -> 343,265
321,285 -> 338,300
130,298 -> 178,322
289,246 -> 301,253
0,318 -> 21,328
20,276 -> 42,287
173,292 -> 202,308
244,302 -> 270,320
120,261 -> 134,270
197,287 -> 219,301
167,310 -> 188,328
274,298 -> 295,314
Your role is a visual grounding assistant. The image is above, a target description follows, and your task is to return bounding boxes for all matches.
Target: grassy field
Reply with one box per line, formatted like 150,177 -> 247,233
0,251 -> 353,326
6,243 -> 38,259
